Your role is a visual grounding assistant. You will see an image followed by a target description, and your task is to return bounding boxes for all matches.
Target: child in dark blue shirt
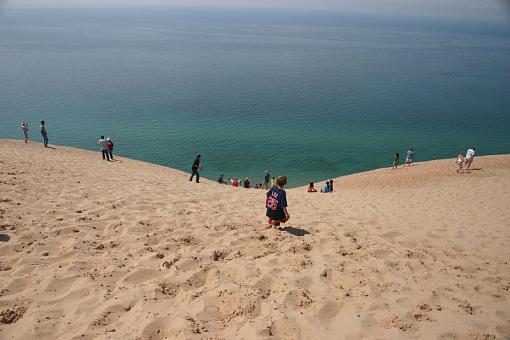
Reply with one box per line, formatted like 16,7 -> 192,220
266,176 -> 290,227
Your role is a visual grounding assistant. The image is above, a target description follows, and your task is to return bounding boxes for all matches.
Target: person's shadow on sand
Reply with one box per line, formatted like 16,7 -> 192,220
0,234 -> 10,242
278,226 -> 310,237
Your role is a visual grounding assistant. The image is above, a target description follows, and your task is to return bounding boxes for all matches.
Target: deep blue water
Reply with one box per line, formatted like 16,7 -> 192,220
1,8 -> 509,187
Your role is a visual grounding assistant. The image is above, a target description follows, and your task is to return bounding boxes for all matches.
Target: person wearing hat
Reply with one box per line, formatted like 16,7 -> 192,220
106,137 -> 115,160
262,170 -> 271,189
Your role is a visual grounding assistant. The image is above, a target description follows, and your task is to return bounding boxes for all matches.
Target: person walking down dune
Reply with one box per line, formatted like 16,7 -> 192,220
107,138 -> 114,160
98,136 -> 110,161
21,122 -> 29,143
456,152 -> 465,173
392,152 -> 400,169
266,176 -> 290,228
189,154 -> 201,183
40,121 -> 48,147
405,148 -> 414,167
464,147 -> 476,171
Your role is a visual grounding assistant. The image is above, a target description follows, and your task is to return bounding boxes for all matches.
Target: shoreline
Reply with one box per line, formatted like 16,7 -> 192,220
1,138 -> 507,190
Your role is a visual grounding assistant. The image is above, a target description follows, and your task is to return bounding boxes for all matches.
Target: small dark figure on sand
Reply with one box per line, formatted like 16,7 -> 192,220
190,155 -> 201,183
262,170 -> 270,189
392,152 -> 400,169
218,174 -> 227,184
40,121 -> 48,147
244,178 -> 251,188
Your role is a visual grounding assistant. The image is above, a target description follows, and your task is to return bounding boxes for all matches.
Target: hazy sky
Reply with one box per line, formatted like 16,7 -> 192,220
3,0 -> 510,21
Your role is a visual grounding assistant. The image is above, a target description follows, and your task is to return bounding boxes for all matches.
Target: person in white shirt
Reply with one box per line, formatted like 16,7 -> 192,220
405,148 -> 414,167
464,147 -> 476,170
21,122 -> 29,143
98,136 -> 110,161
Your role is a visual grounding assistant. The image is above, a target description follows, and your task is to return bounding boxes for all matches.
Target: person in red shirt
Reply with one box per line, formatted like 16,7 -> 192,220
307,182 -> 317,192
106,138 -> 114,160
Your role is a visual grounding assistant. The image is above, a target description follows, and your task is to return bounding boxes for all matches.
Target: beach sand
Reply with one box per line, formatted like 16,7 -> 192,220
1,139 -> 509,339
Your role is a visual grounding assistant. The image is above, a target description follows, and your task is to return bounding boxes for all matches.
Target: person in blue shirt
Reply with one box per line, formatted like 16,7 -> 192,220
266,176 -> 290,228
321,180 -> 331,193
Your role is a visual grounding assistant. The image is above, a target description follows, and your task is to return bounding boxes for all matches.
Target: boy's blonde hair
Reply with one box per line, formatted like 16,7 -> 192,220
276,176 -> 287,187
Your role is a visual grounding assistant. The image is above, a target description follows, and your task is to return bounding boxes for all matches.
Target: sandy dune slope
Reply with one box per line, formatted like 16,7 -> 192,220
0,139 -> 509,339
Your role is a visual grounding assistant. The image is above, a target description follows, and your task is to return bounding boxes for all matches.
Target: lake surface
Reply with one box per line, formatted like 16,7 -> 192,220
1,8 -> 509,187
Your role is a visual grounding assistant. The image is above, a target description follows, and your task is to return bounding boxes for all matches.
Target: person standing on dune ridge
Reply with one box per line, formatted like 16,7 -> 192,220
98,136 -> 110,161
107,137 -> 114,160
405,148 -> 414,167
40,120 -> 48,147
21,122 -> 29,143
262,170 -> 271,190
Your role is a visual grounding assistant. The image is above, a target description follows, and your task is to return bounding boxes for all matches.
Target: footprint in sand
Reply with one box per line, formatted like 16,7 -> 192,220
316,301 -> 342,321
123,268 -> 162,285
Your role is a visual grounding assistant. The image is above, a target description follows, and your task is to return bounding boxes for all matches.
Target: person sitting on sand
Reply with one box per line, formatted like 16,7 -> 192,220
244,178 -> 251,188
107,137 -> 114,160
255,183 -> 261,189
329,179 -> 334,192
217,174 -> 227,184
456,152 -> 465,173
464,147 -> 476,171
392,152 -> 400,169
230,178 -> 239,187
189,154 -> 201,183
307,182 -> 317,192
405,148 -> 414,167
21,122 -> 29,143
321,180 -> 331,193
98,136 -> 110,161
266,176 -> 290,228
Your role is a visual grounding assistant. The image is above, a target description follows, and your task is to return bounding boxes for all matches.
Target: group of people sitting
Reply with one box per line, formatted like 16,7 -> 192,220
217,170 -> 274,189
307,180 -> 334,193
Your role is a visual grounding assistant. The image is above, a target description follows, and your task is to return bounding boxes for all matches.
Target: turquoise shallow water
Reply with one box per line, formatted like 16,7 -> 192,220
1,8 -> 509,187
